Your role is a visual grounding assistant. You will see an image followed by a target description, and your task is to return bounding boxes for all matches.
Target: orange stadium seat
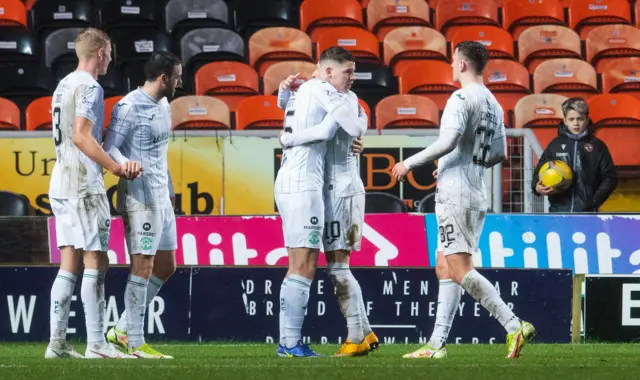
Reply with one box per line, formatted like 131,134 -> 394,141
450,26 -> 515,61
262,61 -> 318,95
483,60 -> 531,126
0,0 -> 27,28
375,95 -> 440,130
397,60 -> 459,110
0,97 -> 20,130
171,96 -> 231,130
533,58 -> 599,100
104,96 -> 124,128
316,27 -> 381,64
637,0 -> 640,29
567,0 -> 631,40
236,95 -> 284,130
26,96 -> 53,131
585,25 -> 640,73
194,62 -> 259,112
518,25 -> 582,74
588,94 -> 640,166
514,93 -> 568,149
365,0 -> 431,40
248,27 -> 314,77
601,58 -> 640,100
435,0 -> 499,39
358,98 -> 372,128
24,0 -> 36,11
383,27 -> 447,76
300,0 -> 364,42
502,0 -> 565,40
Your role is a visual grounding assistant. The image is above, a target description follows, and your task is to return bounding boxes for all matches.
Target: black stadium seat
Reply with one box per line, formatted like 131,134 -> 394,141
350,62 -> 398,110
0,62 -> 55,128
98,66 -> 125,98
417,193 -> 436,213
165,0 -> 230,41
232,0 -> 299,39
0,27 -> 37,64
112,28 -> 172,68
44,27 -> 84,82
99,0 -> 164,34
365,192 -> 408,213
0,191 -> 31,217
29,0 -> 94,45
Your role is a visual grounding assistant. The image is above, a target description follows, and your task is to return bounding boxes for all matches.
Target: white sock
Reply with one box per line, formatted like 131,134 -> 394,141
327,262 -> 364,343
125,274 -> 149,349
428,279 -> 461,349
358,281 -> 372,336
49,270 -> 77,344
461,270 -> 521,334
98,271 -> 106,334
279,277 -> 287,346
81,269 -> 106,346
283,274 -> 311,348
116,274 -> 164,333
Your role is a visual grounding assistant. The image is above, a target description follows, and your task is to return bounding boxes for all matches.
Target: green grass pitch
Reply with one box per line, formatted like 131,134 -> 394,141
0,343 -> 637,379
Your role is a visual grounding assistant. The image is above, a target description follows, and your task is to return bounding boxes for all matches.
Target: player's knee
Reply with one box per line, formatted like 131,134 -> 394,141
153,250 -> 176,280
435,256 -> 451,280
82,250 -> 103,269
130,254 -> 154,279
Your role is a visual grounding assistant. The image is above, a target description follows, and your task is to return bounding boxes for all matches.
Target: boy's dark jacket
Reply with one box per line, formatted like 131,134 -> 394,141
531,122 -> 618,212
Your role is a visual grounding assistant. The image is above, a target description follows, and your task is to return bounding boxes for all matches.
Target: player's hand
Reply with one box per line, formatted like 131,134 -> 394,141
535,180 -> 555,195
432,169 -> 438,179
280,73 -> 300,91
392,161 -> 409,181
121,161 -> 143,180
351,137 -> 364,154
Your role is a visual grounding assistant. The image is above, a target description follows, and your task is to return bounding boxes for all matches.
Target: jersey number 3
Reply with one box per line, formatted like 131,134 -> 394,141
52,107 -> 62,146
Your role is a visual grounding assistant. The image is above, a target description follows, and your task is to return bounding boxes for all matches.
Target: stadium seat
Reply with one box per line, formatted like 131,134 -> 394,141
483,60 -> 531,127
25,96 -> 52,131
358,98 -> 372,128
533,58 -> 599,100
44,27 -> 84,82
588,94 -> 640,167
502,0 -> 565,40
397,60 -> 459,110
0,62 -> 55,123
233,0 -> 299,39
435,0 -> 500,39
567,0 -> 631,40
112,29 -> 172,67
374,94 -> 440,130
194,62 -> 259,112
29,0 -> 93,45
585,25 -> 640,73
382,26 -> 448,76
300,0 -> 364,41
0,0 -> 27,29
364,192 -> 408,213
165,0 -> 229,40
171,95 -> 231,130
315,27 -> 381,65
262,60 -> 317,95
601,58 -> 640,100
518,25 -> 582,74
449,26 -> 515,61
104,95 -> 124,128
98,66 -> 124,98
417,192 -> 435,213
236,95 -> 283,130
0,27 -> 36,64
248,27 -> 313,76
122,63 -> 147,92
0,97 -> 20,130
365,0 -> 431,40
514,93 -> 568,149
0,191 -> 31,217
350,62 -> 397,110
99,0 -> 163,35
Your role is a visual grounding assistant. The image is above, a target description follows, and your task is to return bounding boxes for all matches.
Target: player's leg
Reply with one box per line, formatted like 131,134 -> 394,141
444,207 -> 535,358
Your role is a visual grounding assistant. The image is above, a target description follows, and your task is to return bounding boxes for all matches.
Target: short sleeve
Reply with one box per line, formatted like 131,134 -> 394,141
440,91 -> 468,135
74,84 -> 103,124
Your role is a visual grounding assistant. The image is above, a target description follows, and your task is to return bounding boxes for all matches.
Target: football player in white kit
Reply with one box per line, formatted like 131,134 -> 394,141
274,47 -> 366,357
46,28 -> 141,359
392,41 -> 535,359
277,56 -> 378,357
102,51 -> 181,359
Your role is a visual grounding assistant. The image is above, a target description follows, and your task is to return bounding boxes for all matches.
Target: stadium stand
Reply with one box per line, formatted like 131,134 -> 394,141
0,98 -> 21,130
165,0 -> 230,40
300,0 -> 363,41
194,61 -> 260,112
483,59 -> 531,127
434,0 -> 500,39
25,96 -> 52,131
235,95 -> 284,130
398,60 -> 458,110
365,0 -> 431,40
382,26 -> 448,76
315,27 -> 382,65
171,95 -> 231,130
532,58 -> 599,100
514,93 -> 568,150
517,25 -> 582,74
585,24 -> 640,73
449,26 -> 515,61
99,0 -> 164,35
600,57 -> 640,100
502,0 -> 565,40
374,94 -> 440,130
262,60 -> 317,95
567,0 -> 631,40
233,0 -> 300,40
248,27 -> 313,76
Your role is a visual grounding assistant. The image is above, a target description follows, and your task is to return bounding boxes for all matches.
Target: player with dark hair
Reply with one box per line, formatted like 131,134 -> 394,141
393,41 -> 535,359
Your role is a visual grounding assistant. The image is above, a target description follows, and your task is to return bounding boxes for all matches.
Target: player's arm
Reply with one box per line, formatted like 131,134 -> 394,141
167,168 -> 176,207
483,123 -> 507,168
102,102 -> 143,178
277,73 -> 298,109
312,81 -> 367,135
279,114 -> 340,147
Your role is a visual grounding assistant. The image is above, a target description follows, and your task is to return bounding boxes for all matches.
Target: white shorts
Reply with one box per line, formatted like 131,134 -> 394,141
51,194 -> 111,252
275,191 -> 324,249
323,192 -> 365,252
435,203 -> 486,255
122,207 -> 177,255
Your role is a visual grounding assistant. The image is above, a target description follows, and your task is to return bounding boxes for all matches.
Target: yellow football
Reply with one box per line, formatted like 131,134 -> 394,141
539,160 -> 573,191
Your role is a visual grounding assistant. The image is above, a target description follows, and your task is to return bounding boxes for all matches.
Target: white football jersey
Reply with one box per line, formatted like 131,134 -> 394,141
49,70 -> 106,199
436,83 -> 505,211
274,79 -> 349,194
103,88 -> 172,212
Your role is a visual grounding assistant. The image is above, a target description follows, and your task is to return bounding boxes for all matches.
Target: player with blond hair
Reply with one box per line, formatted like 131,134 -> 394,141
46,28 -> 140,359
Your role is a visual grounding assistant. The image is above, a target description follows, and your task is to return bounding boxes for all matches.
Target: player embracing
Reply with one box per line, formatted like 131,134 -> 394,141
278,47 -> 378,357
103,51 -> 181,359
392,41 -> 535,359
46,28 -> 141,359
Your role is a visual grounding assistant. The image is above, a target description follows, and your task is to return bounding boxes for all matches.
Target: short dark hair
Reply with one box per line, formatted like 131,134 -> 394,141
144,51 -> 182,82
454,41 -> 489,75
319,46 -> 355,65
